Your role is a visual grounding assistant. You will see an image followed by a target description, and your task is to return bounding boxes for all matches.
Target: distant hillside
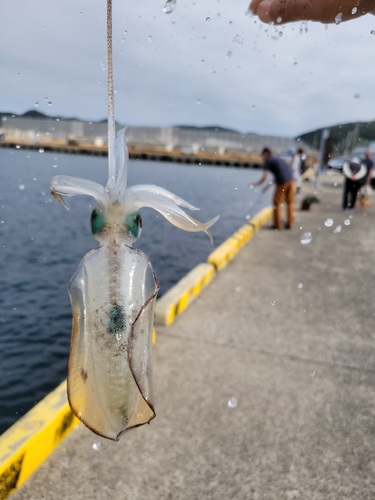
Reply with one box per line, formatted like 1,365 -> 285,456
0,110 -> 107,123
298,120 -> 375,154
176,125 -> 240,134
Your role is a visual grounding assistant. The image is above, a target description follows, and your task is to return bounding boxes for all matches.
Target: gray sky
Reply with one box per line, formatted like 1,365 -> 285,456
2,0 -> 375,137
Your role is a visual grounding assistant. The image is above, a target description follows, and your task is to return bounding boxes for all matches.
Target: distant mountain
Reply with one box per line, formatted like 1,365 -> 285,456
0,110 -> 108,123
21,110 -> 50,119
176,125 -> 240,134
297,120 -> 375,154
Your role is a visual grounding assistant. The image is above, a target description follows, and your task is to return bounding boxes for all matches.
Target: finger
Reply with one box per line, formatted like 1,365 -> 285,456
250,0 -> 373,25
248,0 -> 264,15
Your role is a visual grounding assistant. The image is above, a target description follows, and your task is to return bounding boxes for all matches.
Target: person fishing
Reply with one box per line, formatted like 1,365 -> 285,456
342,157 -> 368,210
250,147 -> 295,230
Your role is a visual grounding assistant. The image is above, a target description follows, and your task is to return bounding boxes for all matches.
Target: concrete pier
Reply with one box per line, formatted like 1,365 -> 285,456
11,172 -> 375,500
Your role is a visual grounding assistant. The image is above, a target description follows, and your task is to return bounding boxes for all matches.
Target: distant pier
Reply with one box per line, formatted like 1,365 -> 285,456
0,139 -> 263,168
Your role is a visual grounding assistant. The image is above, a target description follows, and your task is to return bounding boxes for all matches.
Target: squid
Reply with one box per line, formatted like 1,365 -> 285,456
50,130 -> 218,441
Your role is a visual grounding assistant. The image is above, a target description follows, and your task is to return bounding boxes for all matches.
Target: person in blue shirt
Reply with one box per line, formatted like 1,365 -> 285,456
250,147 -> 295,230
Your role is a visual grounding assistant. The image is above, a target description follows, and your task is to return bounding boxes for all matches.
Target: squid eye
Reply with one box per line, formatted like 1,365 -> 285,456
91,208 -> 105,234
125,213 -> 142,238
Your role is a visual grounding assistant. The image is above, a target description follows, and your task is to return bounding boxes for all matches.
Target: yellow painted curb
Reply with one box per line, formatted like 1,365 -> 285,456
248,206 -> 273,230
232,224 -> 255,248
154,263 -> 216,326
207,237 -> 240,271
0,380 -> 79,500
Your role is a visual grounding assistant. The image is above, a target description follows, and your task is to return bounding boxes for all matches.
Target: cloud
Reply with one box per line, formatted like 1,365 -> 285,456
2,0 -> 375,136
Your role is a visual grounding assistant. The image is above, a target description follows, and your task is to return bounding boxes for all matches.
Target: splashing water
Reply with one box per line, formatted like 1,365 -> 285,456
163,0 -> 176,14
300,231 -> 312,245
335,13 -> 343,24
344,219 -> 351,226
232,35 -> 243,48
333,225 -> 342,234
324,218 -> 334,227
228,397 -> 238,408
351,7 -> 358,14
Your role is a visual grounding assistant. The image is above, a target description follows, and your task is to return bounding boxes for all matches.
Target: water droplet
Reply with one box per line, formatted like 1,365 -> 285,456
234,186 -> 239,190
298,283 -> 303,289
351,7 -> 357,14
227,50 -> 233,57
0,220 -> 5,224
18,184 -> 25,190
333,225 -> 342,233
235,286 -> 242,292
232,35 -> 243,48
216,13 -> 221,19
206,17 -> 211,22
251,105 -> 256,111
310,371 -> 316,378
147,36 -> 153,42
278,31 -> 283,37
334,13 -> 343,24
201,59 -> 205,63
353,93 -> 360,100
271,301 -> 276,306
344,219 -> 351,226
300,231 -> 312,245
371,30 -> 375,35
293,61 -> 298,66
324,218 -> 334,227
196,99 -> 201,105
163,0 -> 176,14
34,100 -> 39,108
47,101 -> 53,106
245,214 -> 251,220
38,148 -> 44,153
15,145 -> 21,149
276,16 -> 282,23
228,397 -> 238,408
53,164 -> 58,168
92,442 -> 102,451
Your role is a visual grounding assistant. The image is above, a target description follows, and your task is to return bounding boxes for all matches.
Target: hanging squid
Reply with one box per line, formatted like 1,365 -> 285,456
49,0 -> 218,442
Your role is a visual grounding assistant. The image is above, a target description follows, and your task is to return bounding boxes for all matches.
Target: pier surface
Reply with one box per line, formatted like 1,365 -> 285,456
11,172 -> 375,500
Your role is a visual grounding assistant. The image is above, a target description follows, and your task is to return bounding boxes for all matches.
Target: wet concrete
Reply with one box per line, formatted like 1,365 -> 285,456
12,172 -> 375,500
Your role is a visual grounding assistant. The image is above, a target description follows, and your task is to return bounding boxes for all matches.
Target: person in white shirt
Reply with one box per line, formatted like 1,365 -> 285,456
291,148 -> 304,196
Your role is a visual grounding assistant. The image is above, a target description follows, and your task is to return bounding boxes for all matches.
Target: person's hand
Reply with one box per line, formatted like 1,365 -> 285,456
261,182 -> 273,193
248,0 -> 375,25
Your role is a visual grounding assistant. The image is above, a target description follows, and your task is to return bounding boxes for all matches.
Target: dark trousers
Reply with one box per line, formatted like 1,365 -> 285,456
342,179 -> 363,209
